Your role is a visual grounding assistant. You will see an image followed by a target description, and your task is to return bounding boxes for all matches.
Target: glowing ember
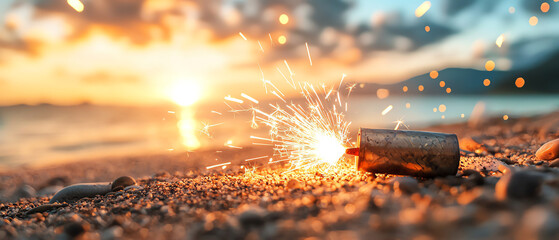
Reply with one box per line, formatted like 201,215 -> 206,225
305,42 -> 313,66
243,77 -> 353,171
382,105 -> 393,115
279,14 -> 289,25
430,71 -> 438,79
529,16 -> 538,26
377,89 -> 390,99
496,34 -> 504,48
67,0 -> 84,13
239,32 -> 247,40
483,79 -> 491,86
278,35 -> 287,45
438,104 -> 446,112
541,3 -> 550,13
314,133 -> 346,165
515,77 -> 525,88
485,60 -> 495,71
206,162 -> 231,170
415,1 -> 431,18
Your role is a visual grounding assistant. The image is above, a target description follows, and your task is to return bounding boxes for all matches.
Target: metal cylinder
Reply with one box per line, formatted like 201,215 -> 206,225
355,128 -> 460,178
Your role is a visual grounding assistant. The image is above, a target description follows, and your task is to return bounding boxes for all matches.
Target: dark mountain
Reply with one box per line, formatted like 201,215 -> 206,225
353,50 -> 559,96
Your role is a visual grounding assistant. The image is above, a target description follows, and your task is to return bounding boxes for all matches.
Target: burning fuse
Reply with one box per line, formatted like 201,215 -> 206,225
345,128 -> 460,178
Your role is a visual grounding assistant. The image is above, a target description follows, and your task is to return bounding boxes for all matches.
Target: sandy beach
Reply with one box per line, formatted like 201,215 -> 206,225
1,112 -> 559,239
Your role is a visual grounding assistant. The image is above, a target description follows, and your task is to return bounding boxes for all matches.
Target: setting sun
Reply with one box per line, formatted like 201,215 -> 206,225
167,80 -> 203,106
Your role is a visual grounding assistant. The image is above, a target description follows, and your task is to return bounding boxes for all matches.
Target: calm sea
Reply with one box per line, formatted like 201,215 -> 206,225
0,95 -> 557,168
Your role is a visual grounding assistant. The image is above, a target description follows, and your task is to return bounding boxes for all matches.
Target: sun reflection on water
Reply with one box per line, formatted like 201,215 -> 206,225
167,80 -> 203,150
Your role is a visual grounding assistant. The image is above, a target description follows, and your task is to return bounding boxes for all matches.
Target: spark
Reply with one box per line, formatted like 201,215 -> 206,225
496,34 -> 504,48
67,0 -> 84,13
241,93 -> 259,104
200,122 -> 224,137
346,83 -> 357,97
272,91 -> 286,103
258,41 -> 264,52
279,14 -> 289,24
393,118 -> 409,130
206,162 -> 231,170
224,95 -> 244,104
382,105 -> 393,115
415,1 -> 431,18
244,156 -> 269,162
211,111 -> 223,115
248,82 -> 352,171
305,42 -> 313,66
485,60 -> 495,71
239,32 -> 247,40
167,111 -> 175,114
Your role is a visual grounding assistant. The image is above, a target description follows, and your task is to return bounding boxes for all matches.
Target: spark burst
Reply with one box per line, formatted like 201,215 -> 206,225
246,79 -> 353,172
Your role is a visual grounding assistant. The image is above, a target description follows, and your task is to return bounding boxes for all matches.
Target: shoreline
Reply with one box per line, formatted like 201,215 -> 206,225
1,111 -> 558,239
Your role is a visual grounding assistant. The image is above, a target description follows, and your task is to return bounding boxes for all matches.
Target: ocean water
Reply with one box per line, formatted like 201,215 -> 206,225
0,95 -> 557,168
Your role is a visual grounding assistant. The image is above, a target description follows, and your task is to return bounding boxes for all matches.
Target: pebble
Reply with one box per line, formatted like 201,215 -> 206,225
49,183 -> 112,203
64,222 -> 87,238
101,226 -> 123,240
495,170 -> 544,200
390,177 -> 419,194
25,203 -> 67,215
460,137 -> 485,153
13,185 -> 36,199
286,179 -> 301,189
535,139 -> 559,161
49,176 -> 136,203
111,176 -> 137,191
238,206 -> 267,228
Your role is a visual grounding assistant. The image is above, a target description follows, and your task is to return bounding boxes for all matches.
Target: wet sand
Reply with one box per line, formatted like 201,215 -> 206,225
1,112 -> 559,239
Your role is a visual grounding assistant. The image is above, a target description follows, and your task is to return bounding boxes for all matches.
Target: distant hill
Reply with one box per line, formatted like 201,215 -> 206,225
353,51 -> 559,96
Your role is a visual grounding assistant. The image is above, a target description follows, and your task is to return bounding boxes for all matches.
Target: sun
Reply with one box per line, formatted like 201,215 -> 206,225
168,80 -> 202,106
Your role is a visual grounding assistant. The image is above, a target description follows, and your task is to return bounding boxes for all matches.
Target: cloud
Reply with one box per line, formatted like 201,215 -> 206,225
81,71 -> 141,84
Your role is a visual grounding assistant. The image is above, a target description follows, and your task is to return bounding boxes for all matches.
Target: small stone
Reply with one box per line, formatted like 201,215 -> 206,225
124,185 -> 143,191
495,170 -> 544,200
13,185 -> 36,199
25,203 -> 67,215
101,226 -> 123,240
64,222 -> 86,238
390,177 -> 419,194
286,179 -> 301,189
460,137 -> 486,153
238,206 -> 266,228
536,139 -> 559,160
111,176 -> 136,191
50,183 -> 112,203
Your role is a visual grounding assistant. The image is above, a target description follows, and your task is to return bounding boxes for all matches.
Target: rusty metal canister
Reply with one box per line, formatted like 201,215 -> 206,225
353,128 -> 460,178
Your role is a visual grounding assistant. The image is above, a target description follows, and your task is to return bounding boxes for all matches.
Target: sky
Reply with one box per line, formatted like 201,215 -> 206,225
0,0 -> 557,106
